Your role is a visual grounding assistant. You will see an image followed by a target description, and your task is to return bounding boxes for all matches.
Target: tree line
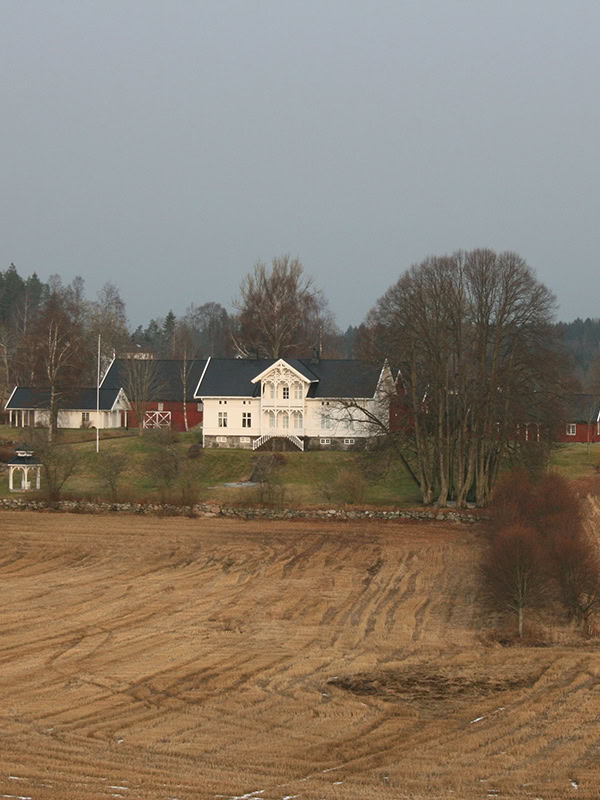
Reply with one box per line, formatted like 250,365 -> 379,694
0,249 -> 586,507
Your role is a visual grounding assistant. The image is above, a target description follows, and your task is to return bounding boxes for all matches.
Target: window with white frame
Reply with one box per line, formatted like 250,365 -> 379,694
566,423 -> 576,436
321,413 -> 332,430
242,412 -> 252,428
218,411 -> 228,428
282,385 -> 289,400
267,411 -> 275,428
82,411 -> 90,423
344,438 -> 355,445
281,412 -> 289,429
216,436 -> 227,443
293,382 -> 302,400
293,411 -> 303,429
270,383 -> 275,399
320,438 -> 331,445
157,402 -> 164,411
240,436 -> 250,443
197,403 -> 202,411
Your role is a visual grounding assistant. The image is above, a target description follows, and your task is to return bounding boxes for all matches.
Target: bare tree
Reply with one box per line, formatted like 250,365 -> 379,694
233,255 -> 332,358
362,249 -> 561,507
93,450 -> 129,502
31,435 -> 78,505
482,523 -> 551,638
30,289 -> 89,442
122,357 -> 165,436
87,282 -> 130,379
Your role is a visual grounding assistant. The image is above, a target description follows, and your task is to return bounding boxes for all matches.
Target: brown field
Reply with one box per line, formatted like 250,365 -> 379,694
1,511 -> 600,799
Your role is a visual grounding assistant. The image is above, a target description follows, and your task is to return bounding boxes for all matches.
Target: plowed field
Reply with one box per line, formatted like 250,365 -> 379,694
1,511 -> 599,799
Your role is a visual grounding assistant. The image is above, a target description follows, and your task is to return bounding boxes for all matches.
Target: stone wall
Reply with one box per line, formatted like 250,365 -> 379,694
0,496 -> 483,524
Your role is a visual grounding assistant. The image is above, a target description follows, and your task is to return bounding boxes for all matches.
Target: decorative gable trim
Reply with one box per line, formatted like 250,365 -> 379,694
250,358 -> 317,385
111,388 -> 131,412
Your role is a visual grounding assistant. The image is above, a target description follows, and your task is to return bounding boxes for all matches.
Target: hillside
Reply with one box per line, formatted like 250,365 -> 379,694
1,510 -> 599,798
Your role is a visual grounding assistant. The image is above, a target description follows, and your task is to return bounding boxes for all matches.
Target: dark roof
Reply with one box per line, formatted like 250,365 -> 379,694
195,358 -> 383,399
8,455 -> 40,465
101,358 -> 208,402
6,387 -> 123,411
561,394 -> 600,423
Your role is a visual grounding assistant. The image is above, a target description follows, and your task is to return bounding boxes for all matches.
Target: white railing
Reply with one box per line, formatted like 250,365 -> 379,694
143,410 -> 172,429
252,433 -> 304,451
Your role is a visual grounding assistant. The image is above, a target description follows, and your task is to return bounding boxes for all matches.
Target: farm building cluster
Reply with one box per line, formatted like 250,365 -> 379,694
5,355 -> 391,451
5,355 -> 600,447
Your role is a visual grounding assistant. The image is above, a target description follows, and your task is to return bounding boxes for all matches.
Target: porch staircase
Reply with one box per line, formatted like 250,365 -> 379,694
252,434 -> 304,452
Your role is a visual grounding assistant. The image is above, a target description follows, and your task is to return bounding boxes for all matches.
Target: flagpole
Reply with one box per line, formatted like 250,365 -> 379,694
96,333 -> 101,453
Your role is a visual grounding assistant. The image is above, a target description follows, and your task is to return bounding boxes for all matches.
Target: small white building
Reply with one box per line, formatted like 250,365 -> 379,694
196,356 -> 391,450
5,387 -> 130,429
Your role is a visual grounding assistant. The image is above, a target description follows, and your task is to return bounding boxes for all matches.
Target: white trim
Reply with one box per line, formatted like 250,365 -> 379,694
99,355 -> 115,388
110,388 -> 131,412
4,385 -> 17,411
193,356 -> 212,398
250,358 -> 317,385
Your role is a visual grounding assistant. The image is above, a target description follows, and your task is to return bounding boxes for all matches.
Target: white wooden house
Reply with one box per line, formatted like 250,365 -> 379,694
5,387 -> 130,429
195,356 -> 391,450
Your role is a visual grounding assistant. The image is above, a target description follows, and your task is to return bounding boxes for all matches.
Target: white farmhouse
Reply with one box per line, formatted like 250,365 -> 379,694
5,387 -> 130,429
196,356 -> 391,450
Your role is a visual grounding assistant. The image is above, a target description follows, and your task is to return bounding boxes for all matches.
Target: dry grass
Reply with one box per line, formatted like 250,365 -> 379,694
0,511 -> 599,798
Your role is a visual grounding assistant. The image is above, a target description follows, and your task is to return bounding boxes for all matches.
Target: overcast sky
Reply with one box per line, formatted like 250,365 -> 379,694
2,0 -> 599,330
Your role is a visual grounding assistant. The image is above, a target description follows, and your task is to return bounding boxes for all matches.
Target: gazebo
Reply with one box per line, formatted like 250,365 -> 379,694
8,443 -> 41,492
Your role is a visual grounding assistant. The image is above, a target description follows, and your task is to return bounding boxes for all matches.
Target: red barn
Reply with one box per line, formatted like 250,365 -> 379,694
101,358 -> 208,432
555,394 -> 600,444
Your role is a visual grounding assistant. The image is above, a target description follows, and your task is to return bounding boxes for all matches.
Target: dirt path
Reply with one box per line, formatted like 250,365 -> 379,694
0,511 -> 598,799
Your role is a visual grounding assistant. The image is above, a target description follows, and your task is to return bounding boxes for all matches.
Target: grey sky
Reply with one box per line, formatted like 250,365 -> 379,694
2,0 -> 599,329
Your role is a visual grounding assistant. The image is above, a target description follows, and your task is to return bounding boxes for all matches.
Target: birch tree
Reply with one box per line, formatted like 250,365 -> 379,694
233,255 -> 333,358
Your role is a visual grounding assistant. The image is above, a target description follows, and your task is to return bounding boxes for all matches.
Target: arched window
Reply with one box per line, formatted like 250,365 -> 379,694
281,383 -> 290,400
292,411 -> 303,430
280,411 -> 289,429
293,382 -> 303,400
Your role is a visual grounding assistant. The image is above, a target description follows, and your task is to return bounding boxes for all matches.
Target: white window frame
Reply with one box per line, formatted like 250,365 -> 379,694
282,385 -> 290,400
344,438 -> 355,445
281,412 -> 289,429
293,411 -> 303,430
566,423 -> 576,436
218,411 -> 228,428
216,436 -> 227,443
320,438 -> 331,445
293,382 -> 303,400
197,403 -> 203,412
240,436 -> 250,443
157,402 -> 164,412
82,411 -> 90,423
242,412 -> 252,428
